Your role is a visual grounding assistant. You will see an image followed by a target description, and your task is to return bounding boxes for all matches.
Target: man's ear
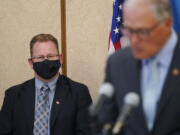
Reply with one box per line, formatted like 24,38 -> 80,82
164,17 -> 172,27
28,58 -> 33,69
59,54 -> 63,65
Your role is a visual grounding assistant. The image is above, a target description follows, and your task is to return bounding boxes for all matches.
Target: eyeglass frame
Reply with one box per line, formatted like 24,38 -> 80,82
31,54 -> 59,62
119,21 -> 162,40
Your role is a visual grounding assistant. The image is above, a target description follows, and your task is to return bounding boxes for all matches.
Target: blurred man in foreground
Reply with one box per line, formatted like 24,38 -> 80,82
100,0 -> 180,134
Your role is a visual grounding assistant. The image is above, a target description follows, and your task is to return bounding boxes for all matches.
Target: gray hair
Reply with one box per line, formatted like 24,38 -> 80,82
124,0 -> 172,22
151,0 -> 172,22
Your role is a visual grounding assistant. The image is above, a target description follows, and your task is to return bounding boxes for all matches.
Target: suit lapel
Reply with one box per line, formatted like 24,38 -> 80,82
20,79 -> 35,135
50,75 -> 69,127
129,58 -> 141,93
155,38 -> 180,124
122,56 -> 149,132
131,59 -> 149,131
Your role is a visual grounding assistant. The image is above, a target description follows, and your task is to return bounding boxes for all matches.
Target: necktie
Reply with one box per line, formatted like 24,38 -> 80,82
143,59 -> 159,131
34,85 -> 50,135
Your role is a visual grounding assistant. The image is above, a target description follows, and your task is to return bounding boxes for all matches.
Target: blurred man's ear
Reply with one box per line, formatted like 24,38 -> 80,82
59,54 -> 63,65
164,17 -> 172,27
28,58 -> 33,69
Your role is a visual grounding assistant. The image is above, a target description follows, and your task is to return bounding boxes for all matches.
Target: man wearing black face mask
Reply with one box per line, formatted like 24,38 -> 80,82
0,34 -> 92,135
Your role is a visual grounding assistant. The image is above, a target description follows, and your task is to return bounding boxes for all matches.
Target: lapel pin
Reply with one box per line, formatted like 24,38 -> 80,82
172,68 -> 179,76
56,101 -> 60,105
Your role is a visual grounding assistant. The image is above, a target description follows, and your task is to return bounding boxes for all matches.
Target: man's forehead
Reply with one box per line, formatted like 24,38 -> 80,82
124,0 -> 151,8
124,0 -> 152,12
123,6 -> 156,27
32,41 -> 57,52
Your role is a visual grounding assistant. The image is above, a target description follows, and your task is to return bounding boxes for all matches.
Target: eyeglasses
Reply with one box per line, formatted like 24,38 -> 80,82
31,54 -> 59,62
120,22 -> 161,40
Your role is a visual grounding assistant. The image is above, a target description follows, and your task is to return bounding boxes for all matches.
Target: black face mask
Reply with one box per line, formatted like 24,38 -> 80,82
33,60 -> 61,79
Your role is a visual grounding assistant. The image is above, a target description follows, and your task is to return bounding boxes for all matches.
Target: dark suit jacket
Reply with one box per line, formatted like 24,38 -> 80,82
0,75 -> 92,135
100,36 -> 180,135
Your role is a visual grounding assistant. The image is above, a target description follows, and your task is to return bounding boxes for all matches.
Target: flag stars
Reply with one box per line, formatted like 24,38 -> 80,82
119,4 -> 123,10
113,0 -> 116,5
116,16 -> 121,22
113,27 -> 119,34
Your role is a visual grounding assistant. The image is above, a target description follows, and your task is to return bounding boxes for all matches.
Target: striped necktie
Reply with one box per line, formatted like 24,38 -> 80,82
34,85 -> 50,135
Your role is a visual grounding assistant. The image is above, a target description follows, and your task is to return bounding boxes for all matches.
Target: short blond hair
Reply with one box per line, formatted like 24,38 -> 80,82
30,34 -> 59,57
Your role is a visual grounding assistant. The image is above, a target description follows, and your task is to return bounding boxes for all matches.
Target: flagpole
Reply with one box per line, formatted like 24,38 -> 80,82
61,0 -> 67,76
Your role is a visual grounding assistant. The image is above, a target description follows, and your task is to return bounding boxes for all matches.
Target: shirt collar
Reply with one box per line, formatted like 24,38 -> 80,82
142,28 -> 178,66
155,29 -> 177,66
35,74 -> 59,92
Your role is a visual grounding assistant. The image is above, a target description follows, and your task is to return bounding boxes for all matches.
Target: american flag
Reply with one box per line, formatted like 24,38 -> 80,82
108,0 -> 129,55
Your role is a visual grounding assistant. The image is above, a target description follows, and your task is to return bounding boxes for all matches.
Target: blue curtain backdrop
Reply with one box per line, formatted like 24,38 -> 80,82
171,0 -> 180,33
